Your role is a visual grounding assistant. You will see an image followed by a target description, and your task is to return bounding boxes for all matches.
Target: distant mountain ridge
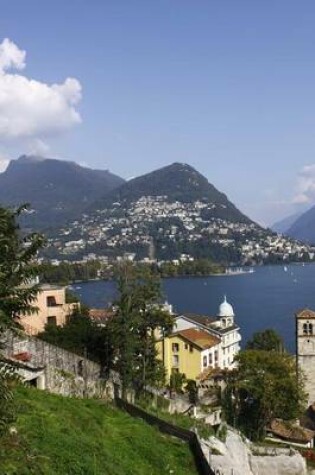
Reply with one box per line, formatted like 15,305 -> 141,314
93,162 -> 253,224
270,212 -> 302,235
0,155 -> 125,228
287,205 -> 315,243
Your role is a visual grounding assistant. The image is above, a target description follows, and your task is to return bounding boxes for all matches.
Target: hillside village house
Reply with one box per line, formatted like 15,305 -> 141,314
156,296 -> 241,382
18,284 -> 79,335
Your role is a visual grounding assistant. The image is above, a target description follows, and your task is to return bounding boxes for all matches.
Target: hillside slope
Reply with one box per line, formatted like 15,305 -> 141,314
1,385 -> 196,475
270,212 -> 302,234
93,162 -> 252,224
285,203 -> 315,243
0,155 -> 124,229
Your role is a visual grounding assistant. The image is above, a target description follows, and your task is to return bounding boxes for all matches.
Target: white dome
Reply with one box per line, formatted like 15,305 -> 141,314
218,296 -> 234,317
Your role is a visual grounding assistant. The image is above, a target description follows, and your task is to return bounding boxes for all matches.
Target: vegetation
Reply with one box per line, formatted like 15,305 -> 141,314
38,310 -> 114,376
39,260 -> 102,285
135,392 -> 214,440
0,385 -> 197,474
108,263 -> 174,398
246,329 -> 285,352
222,350 -> 306,441
157,259 -> 224,277
0,205 -> 45,329
0,205 -> 44,436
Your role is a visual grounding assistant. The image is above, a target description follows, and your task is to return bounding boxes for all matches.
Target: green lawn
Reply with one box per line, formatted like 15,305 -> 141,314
0,386 -> 197,475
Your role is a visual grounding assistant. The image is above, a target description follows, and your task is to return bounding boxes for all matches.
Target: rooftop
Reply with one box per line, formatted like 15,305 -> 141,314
173,328 -> 220,350
296,308 -> 315,320
89,308 -> 114,324
268,419 -> 315,444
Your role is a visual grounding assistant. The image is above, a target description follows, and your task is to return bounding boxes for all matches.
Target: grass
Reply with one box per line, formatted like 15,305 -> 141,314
0,385 -> 197,475
136,396 -> 214,439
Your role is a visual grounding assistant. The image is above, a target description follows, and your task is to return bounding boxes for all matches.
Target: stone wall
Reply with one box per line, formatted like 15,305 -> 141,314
3,331 -> 113,399
298,356 -> 315,407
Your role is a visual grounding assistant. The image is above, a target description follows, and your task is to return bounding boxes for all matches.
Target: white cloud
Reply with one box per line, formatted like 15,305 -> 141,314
0,38 -> 25,71
27,138 -> 50,156
0,152 -> 10,172
0,38 -> 82,140
292,164 -> 315,204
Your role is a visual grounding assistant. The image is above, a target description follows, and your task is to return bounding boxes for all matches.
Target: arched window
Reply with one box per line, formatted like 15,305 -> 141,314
303,323 -> 308,335
309,323 -> 313,335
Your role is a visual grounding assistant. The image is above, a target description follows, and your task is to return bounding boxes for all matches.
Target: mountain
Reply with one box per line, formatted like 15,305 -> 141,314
270,212 -> 302,234
45,162 -> 280,263
93,162 -> 252,224
287,205 -> 315,243
0,155 -> 125,228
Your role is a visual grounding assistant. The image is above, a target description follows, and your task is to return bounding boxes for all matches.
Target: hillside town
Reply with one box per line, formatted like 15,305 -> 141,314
45,195 -> 314,265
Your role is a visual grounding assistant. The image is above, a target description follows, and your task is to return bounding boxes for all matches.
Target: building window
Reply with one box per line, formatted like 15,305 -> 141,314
47,296 -> 57,307
189,345 -> 194,353
172,343 -> 179,352
303,322 -> 314,335
172,355 -> 179,367
209,354 -> 213,366
47,316 -> 57,326
203,355 -> 207,368
184,343 -> 189,350
214,350 -> 218,362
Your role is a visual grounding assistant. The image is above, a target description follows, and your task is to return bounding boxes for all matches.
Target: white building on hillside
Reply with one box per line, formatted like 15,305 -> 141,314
174,296 -> 241,370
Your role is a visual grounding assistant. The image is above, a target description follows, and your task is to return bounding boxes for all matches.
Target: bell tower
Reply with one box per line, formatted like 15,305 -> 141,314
296,309 -> 315,406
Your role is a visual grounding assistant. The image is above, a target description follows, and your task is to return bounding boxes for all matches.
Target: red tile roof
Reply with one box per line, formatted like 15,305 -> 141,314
173,328 -> 220,350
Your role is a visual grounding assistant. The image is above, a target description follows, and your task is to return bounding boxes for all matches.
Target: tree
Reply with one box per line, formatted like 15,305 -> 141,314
39,309 -> 114,377
0,205 -> 44,435
223,350 -> 306,440
0,205 -> 45,330
246,329 -> 284,352
107,263 -> 174,398
185,379 -> 198,404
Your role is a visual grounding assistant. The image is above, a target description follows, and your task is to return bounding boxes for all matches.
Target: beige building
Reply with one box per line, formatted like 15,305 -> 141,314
296,308 -> 315,406
19,284 -> 79,335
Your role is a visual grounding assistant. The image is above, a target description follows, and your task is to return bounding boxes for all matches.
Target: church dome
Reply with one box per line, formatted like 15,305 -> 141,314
218,296 -> 234,317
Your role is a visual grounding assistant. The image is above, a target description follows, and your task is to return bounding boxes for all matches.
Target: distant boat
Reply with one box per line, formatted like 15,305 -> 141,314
283,266 -> 288,272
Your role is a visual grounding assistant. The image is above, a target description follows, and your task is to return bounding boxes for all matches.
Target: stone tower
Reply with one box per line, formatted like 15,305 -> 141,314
296,308 -> 315,406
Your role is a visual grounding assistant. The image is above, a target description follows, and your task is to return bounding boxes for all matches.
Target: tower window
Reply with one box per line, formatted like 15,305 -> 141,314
302,322 -> 314,335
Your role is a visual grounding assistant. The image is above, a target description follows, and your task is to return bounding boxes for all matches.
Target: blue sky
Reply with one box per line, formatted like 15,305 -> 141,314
1,1 -> 315,225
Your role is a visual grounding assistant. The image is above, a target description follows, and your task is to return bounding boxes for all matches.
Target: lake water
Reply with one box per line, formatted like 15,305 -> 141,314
71,263 -> 315,353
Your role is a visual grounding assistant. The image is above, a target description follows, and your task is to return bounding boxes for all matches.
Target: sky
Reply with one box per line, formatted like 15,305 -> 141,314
1,1 -> 315,226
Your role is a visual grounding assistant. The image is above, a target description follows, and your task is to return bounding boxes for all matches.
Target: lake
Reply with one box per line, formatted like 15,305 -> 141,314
71,263 -> 315,353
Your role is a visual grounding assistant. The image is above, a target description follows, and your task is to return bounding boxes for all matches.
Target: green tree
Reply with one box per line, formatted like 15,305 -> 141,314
185,379 -> 198,404
39,309 -> 114,376
169,372 -> 186,395
108,263 -> 174,398
223,350 -> 306,440
0,205 -> 44,435
246,329 -> 284,352
0,205 -> 45,329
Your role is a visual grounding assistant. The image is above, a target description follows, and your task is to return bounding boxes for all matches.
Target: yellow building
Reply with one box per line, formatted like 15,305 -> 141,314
18,284 -> 79,335
156,327 -> 221,382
